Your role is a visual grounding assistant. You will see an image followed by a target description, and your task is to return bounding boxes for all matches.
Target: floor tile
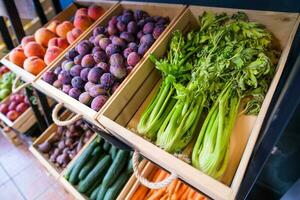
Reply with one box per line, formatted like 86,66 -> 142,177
35,186 -> 62,200
0,164 -> 10,186
0,180 -> 25,200
13,164 -> 54,200
0,147 -> 33,177
0,133 -> 14,156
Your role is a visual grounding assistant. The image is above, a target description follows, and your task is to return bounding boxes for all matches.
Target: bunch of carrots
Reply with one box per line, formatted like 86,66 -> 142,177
131,168 -> 207,200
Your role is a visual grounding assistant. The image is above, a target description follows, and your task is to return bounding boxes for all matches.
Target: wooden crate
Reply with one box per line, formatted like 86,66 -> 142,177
0,93 -> 36,133
0,1 -> 118,84
33,2 -> 186,124
97,6 -> 300,200
29,111 -> 97,179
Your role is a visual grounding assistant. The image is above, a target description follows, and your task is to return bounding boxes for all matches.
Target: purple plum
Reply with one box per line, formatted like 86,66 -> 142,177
95,62 -> 109,72
111,82 -> 120,94
127,21 -> 137,34
74,54 -> 84,65
137,30 -> 143,39
140,34 -> 154,46
110,64 -> 126,79
54,66 -> 62,75
79,92 -> 92,105
93,51 -> 107,63
70,65 -> 83,77
58,71 -> 72,84
100,73 -> 114,89
105,44 -> 122,56
120,32 -> 135,43
121,13 -> 133,24
53,80 -> 62,89
110,53 -> 124,66
71,76 -> 85,89
143,22 -> 154,34
91,95 -> 108,111
138,43 -> 150,55
68,88 -> 81,99
62,84 -> 72,94
81,54 -> 95,68
107,25 -> 118,36
92,46 -> 102,54
117,21 -> 126,32
128,42 -> 138,51
99,38 -> 111,50
80,68 -> 90,81
127,52 -> 140,66
84,81 -> 96,92
65,49 -> 78,60
62,61 -> 74,71
153,25 -> 165,39
43,71 -> 57,84
75,40 -> 92,55
89,85 -> 106,97
112,37 -> 126,49
108,16 -> 118,26
123,47 -> 134,58
93,26 -> 106,37
87,68 -> 104,83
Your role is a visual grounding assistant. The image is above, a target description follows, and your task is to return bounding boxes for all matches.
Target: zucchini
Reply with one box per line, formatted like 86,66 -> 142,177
103,172 -> 129,200
109,146 -> 118,160
86,177 -> 102,197
90,184 -> 102,200
103,141 -> 111,152
69,139 -> 98,184
64,162 -> 75,180
102,150 -> 129,188
91,146 -> 102,156
78,153 -> 103,180
77,155 -> 111,193
125,157 -> 133,174
96,185 -> 106,200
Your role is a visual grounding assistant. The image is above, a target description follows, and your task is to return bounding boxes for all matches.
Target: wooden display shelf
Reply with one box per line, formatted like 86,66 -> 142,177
1,0 -> 118,84
33,2 -> 186,124
29,111 -> 97,179
0,92 -> 36,133
97,6 -> 300,200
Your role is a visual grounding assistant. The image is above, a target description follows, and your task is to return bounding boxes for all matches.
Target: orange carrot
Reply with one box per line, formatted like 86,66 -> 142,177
194,193 -> 206,200
176,184 -> 189,199
168,179 -> 179,196
181,187 -> 191,199
188,189 -> 196,199
171,193 -> 178,200
131,185 -> 149,200
174,180 -> 182,192
147,170 -> 169,197
147,188 -> 166,200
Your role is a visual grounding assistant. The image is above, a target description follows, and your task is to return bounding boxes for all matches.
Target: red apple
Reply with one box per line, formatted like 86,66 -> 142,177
14,94 -> 24,104
9,94 -> 17,102
16,103 -> 28,113
6,110 -> 19,121
8,101 -> 18,111
0,103 -> 9,114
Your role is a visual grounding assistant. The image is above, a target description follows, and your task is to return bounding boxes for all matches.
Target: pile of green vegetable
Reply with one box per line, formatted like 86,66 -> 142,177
0,71 -> 15,101
137,12 -> 277,178
65,136 -> 133,200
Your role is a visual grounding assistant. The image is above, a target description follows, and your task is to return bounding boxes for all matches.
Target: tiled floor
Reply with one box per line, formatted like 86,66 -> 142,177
0,133 -> 73,200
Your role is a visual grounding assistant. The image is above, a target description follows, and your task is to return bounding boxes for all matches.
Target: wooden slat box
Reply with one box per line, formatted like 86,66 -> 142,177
0,92 -> 36,133
29,111 -> 96,179
1,1 -> 118,85
97,5 -> 299,200
33,2 -> 186,125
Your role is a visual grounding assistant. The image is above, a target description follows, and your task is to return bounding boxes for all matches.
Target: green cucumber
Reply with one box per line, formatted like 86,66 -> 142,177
69,139 -> 98,184
103,172 -> 129,200
109,146 -> 118,160
86,177 -> 102,197
101,150 -> 129,188
103,141 -> 111,152
77,155 -> 111,193
91,146 -> 102,156
90,184 -> 102,200
64,162 -> 75,180
125,157 -> 133,174
96,185 -> 106,200
78,153 -> 103,180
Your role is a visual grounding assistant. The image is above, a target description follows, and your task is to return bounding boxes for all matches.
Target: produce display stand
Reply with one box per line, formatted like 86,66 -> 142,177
0,93 -> 36,133
0,0 -> 119,86
97,6 -> 300,200
1,1 -> 300,200
33,1 -> 186,125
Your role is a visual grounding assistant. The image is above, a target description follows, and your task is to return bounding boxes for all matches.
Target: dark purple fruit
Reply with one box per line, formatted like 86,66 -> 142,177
95,62 -> 109,72
123,47 -> 134,58
128,42 -> 138,51
93,26 -> 106,37
105,44 -> 121,56
100,73 -> 114,89
99,38 -> 111,50
80,68 -> 90,81
111,82 -> 120,94
75,40 -> 92,55
81,54 -> 95,68
58,71 -> 72,84
138,43 -> 150,55
92,46 -> 102,54
107,25 -> 118,36
127,52 -> 140,66
43,71 -> 57,84
89,85 -> 106,97
112,37 -> 126,49
93,50 -> 107,63
78,92 -> 92,105
127,21 -> 137,34
91,95 -> 108,111
137,30 -> 143,39
117,21 -> 126,32
54,66 -> 62,75
110,64 -> 126,79
53,80 -> 62,88
71,76 -> 85,89
120,32 -> 135,43
110,53 -> 124,66
68,88 -> 81,99
121,13 -> 133,24
74,54 -> 83,65
87,67 -> 104,84
65,49 -> 79,60
153,25 -> 165,39
84,81 -> 96,92
62,84 -> 72,94
140,34 -> 154,46
70,65 -> 83,77
143,22 -> 154,34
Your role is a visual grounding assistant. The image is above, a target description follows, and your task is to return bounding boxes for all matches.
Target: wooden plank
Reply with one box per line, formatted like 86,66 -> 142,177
98,5 -> 299,200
